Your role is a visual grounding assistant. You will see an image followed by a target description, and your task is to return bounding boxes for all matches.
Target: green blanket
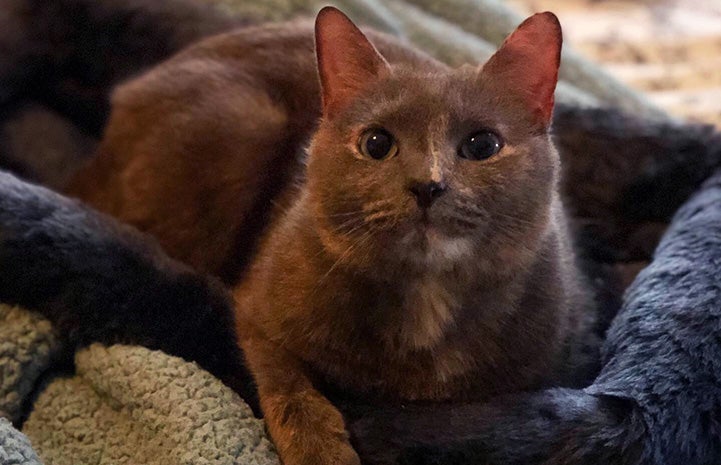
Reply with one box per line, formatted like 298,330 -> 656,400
0,305 -> 277,464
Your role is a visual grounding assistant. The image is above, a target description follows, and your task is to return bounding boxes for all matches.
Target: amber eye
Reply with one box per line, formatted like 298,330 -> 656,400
459,131 -> 503,161
359,129 -> 398,160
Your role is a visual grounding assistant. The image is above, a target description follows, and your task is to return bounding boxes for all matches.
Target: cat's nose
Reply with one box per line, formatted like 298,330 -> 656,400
409,181 -> 447,209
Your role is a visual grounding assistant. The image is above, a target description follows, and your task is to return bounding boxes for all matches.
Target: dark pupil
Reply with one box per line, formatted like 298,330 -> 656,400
365,131 -> 392,159
462,132 -> 501,160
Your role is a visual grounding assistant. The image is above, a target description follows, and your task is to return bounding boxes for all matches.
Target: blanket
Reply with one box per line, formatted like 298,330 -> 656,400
24,344 -> 275,465
1,337 -> 276,465
349,169 -> 721,465
1,0 -> 721,464
3,159 -> 721,464
0,418 -> 41,465
0,171 -> 271,463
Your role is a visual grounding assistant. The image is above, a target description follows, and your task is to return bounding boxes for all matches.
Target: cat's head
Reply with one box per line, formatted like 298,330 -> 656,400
306,7 -> 562,277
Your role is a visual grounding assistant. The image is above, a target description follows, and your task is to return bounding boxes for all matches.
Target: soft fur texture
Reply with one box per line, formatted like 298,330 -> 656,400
553,104 -> 721,264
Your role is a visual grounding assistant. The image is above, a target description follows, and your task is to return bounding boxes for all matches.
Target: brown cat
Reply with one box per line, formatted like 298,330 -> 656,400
68,8 -> 595,465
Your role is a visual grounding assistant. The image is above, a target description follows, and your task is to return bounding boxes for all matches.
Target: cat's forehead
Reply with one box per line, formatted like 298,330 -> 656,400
345,66 -> 522,133
375,67 -> 473,110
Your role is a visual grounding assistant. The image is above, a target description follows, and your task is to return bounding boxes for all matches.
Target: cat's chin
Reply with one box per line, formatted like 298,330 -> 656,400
397,224 -> 474,269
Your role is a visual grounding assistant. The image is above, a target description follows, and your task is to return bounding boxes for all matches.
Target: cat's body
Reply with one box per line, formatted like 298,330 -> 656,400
238,201 -> 590,403
68,21 -> 429,280
67,9 -> 595,465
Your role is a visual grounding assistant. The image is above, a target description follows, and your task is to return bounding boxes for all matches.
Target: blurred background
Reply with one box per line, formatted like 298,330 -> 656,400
4,0 -> 721,190
510,0 -> 721,127
202,0 -> 721,127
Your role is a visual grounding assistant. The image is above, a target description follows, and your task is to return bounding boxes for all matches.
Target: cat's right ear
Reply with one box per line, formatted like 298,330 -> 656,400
315,7 -> 390,117
480,12 -> 562,129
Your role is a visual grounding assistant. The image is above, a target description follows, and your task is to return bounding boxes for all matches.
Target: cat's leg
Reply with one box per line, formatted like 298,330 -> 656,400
241,333 -> 360,465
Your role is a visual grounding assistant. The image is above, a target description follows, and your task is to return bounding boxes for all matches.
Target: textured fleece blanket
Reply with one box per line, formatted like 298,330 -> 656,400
0,318 -> 275,465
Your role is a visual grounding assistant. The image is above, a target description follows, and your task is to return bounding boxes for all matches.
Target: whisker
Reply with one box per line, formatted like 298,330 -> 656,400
363,198 -> 394,210
364,210 -> 398,223
313,227 -> 378,292
491,212 -> 538,227
456,201 -> 538,228
328,210 -> 367,218
444,215 -> 478,230
335,219 -> 368,237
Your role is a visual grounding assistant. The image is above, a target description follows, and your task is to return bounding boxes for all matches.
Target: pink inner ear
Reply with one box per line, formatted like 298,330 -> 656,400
315,7 -> 389,116
482,12 -> 562,127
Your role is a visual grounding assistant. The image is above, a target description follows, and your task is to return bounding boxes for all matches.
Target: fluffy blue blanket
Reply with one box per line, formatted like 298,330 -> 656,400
592,169 -> 721,463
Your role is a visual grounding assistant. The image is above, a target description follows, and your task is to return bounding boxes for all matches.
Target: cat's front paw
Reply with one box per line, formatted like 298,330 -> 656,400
282,439 -> 360,465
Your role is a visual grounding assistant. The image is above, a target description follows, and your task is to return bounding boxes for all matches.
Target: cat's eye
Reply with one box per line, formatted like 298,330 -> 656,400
359,129 -> 398,160
459,131 -> 503,161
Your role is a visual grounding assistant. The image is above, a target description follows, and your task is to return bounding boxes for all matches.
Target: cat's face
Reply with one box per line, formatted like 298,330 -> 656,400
307,8 -> 562,276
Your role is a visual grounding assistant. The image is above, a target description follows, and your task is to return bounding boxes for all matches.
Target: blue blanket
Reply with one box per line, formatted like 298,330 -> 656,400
590,169 -> 721,463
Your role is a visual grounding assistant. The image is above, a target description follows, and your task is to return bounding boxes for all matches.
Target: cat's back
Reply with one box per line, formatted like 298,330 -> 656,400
66,19 -> 436,282
66,21 -> 318,280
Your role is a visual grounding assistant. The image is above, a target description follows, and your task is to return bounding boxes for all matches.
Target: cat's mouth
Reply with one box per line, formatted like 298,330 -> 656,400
417,212 -> 444,234
403,211 -> 463,243
414,209 -> 469,237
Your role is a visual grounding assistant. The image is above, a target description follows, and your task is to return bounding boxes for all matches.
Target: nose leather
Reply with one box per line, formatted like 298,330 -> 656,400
409,181 -> 447,209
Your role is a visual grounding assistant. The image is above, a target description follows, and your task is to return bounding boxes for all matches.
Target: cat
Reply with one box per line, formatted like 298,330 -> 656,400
0,160 -> 643,465
3,2 -> 721,464
66,7 -> 599,465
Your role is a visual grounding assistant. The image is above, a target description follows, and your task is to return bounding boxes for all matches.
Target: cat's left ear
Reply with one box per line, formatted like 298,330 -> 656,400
481,12 -> 562,129
315,7 -> 390,117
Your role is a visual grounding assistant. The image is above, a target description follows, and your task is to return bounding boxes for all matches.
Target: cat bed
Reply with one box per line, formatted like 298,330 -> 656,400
1,164 -> 721,464
0,161 -> 721,464
587,169 -> 721,463
1,0 -> 720,464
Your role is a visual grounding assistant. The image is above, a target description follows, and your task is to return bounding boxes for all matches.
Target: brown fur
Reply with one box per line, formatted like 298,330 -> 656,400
67,9 -> 595,465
